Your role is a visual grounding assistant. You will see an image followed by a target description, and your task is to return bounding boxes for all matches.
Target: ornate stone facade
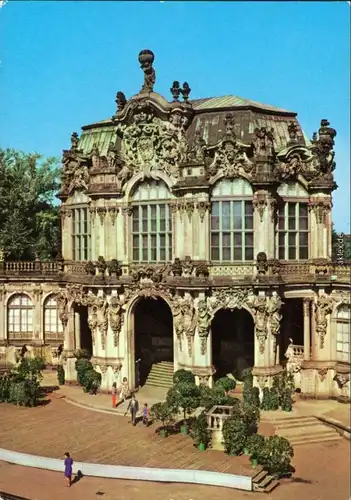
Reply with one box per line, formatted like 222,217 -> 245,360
0,50 -> 349,400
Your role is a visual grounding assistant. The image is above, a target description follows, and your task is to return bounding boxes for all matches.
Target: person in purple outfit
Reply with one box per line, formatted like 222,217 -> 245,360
64,452 -> 73,487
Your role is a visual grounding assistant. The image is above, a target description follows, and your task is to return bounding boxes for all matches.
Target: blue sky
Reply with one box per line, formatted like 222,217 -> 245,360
0,1 -> 349,231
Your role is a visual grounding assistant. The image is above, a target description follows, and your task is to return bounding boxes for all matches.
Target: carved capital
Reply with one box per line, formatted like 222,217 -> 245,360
122,204 -> 133,217
88,206 -> 96,224
96,207 -> 107,225
108,207 -> 119,225
197,201 -> 211,223
185,201 -> 195,222
303,298 -> 311,317
308,198 -> 332,224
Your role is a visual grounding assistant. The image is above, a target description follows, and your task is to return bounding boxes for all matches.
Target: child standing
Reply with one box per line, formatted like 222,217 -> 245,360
64,452 -> 73,487
143,403 -> 150,427
111,382 -> 117,408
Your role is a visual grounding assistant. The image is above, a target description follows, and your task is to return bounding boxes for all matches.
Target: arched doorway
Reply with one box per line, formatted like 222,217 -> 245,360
133,297 -> 174,387
211,308 -> 254,380
74,304 -> 93,356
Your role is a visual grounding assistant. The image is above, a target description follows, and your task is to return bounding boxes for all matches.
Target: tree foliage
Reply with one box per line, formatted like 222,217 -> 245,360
0,148 -> 60,260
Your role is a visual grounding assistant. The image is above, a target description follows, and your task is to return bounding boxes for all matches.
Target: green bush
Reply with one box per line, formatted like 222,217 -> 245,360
223,418 -> 248,456
166,381 -> 200,423
281,388 -> 293,412
151,402 -> 176,430
8,380 -> 40,407
246,433 -> 265,459
215,377 -> 236,393
56,365 -> 65,385
260,435 -> 294,478
0,374 -> 11,403
244,386 -> 260,408
268,388 -> 280,410
190,410 -> 211,448
84,370 -> 101,394
261,387 -> 271,411
75,358 -> 94,386
173,369 -> 195,385
73,349 -> 91,360
273,370 -> 295,406
241,402 -> 260,435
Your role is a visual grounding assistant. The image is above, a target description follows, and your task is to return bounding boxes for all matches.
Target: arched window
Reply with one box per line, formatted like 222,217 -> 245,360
276,182 -> 309,260
72,207 -> 91,260
211,178 -> 254,261
131,180 -> 172,262
336,304 -> 350,363
7,294 -> 33,341
44,295 -> 63,341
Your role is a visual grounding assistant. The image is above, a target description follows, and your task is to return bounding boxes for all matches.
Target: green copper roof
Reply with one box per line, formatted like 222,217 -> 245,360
191,95 -> 293,114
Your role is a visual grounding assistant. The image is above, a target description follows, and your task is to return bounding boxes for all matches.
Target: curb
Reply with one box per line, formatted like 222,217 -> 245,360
0,448 -> 252,492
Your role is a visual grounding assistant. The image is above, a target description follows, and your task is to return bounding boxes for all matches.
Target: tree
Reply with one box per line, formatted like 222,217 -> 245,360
0,148 -> 60,260
166,381 -> 201,423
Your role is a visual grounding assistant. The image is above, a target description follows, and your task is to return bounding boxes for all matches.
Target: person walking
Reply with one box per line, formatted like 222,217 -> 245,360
63,452 -> 73,487
120,377 -> 130,403
142,402 -> 150,427
124,395 -> 139,426
111,382 -> 117,408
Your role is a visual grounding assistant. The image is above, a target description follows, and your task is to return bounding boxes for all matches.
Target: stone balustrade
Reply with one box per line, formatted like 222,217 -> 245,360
207,405 -> 235,451
0,259 -> 350,284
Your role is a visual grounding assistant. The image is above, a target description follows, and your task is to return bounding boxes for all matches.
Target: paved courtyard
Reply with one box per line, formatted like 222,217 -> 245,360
0,381 -> 349,500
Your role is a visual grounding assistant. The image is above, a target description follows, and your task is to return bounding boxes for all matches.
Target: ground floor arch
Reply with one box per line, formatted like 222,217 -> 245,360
131,296 -> 174,388
73,304 -> 92,356
211,307 -> 254,380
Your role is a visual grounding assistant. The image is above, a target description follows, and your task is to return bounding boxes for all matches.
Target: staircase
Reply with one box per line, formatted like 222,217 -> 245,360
144,362 -> 174,389
252,466 -> 280,493
263,415 -> 343,446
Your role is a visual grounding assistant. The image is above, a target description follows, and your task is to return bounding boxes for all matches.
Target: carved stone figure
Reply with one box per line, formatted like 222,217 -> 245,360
57,292 -> 68,328
138,49 -> 156,93
315,295 -> 333,349
187,129 -> 206,163
170,81 -> 181,101
256,252 -> 268,275
172,294 -> 185,350
86,293 -> 98,345
171,258 -> 183,277
96,296 -> 108,350
206,139 -> 253,180
268,294 -> 283,336
251,295 -> 268,354
276,154 -> 303,180
108,295 -> 124,347
287,122 -> 299,144
182,297 -> 197,356
197,299 -> 211,355
252,127 -> 275,157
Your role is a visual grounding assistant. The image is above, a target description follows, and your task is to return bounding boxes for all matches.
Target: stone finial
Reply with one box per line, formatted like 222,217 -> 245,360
115,91 -> 127,113
318,119 -> 337,149
70,132 -> 79,150
181,82 -> 191,101
138,49 -> 156,93
170,81 -> 181,101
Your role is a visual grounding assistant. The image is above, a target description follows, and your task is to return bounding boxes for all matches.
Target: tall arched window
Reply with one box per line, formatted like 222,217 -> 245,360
7,294 -> 33,341
276,182 -> 309,260
44,295 -> 63,342
131,180 -> 172,262
336,304 -> 350,363
72,207 -> 91,260
211,178 -> 254,261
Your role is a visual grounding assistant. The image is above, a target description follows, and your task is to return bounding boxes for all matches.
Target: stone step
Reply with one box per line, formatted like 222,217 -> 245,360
276,423 -> 334,436
288,434 -> 342,446
274,419 -> 317,430
262,415 -> 316,425
252,469 -> 267,484
264,479 -> 280,493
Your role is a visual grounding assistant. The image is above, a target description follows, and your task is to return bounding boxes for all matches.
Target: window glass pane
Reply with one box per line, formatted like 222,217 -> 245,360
279,247 -> 285,260
279,233 -> 285,246
211,248 -> 220,260
212,202 -> 220,216
299,232 -> 308,246
222,216 -> 231,230
245,215 -> 253,230
234,233 -> 242,246
244,202 -> 253,216
223,248 -> 231,260
211,216 -> 220,230
278,216 -> 285,230
233,215 -> 242,230
288,247 -> 296,260
222,233 -> 231,247
211,233 -> 219,247
245,247 -> 254,260
299,247 -> 308,260
221,202 -> 230,217
245,233 -> 253,247
234,248 -> 242,260
288,203 -> 296,216
299,217 -> 308,230
288,233 -> 296,246
288,217 -> 296,230
233,202 -> 241,216
159,249 -> 166,261
299,204 -> 308,217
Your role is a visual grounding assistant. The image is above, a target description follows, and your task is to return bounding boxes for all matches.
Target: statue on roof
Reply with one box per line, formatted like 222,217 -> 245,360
115,91 -> 127,113
138,49 -> 156,93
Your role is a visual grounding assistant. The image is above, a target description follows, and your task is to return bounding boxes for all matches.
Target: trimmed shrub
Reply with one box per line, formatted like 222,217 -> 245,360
268,387 -> 280,410
260,435 -> 294,478
223,418 -> 248,456
246,433 -> 265,459
166,381 -> 201,422
173,369 -> 195,385
151,402 -> 176,431
190,410 -> 211,448
215,376 -> 236,393
56,365 -> 65,385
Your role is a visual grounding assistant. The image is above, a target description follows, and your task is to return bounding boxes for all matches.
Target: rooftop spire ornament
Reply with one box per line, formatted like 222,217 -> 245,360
138,49 -> 156,93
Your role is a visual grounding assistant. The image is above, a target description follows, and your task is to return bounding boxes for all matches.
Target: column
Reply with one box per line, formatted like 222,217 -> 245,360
252,190 -> 276,261
64,309 -> 77,383
303,299 -> 311,361
308,196 -> 332,259
74,312 -> 81,350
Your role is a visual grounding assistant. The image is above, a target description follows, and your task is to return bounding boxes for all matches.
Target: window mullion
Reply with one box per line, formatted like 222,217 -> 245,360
219,201 -> 222,260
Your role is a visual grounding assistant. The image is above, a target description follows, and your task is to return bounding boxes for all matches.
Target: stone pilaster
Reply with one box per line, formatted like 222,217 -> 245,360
0,286 -> 4,343
61,206 -> 73,260
308,195 -> 332,259
96,207 -> 107,258
195,200 -> 210,260
252,190 -> 276,260
303,298 -> 311,361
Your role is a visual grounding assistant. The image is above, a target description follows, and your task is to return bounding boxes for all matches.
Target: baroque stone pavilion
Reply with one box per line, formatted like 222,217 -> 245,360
0,50 -> 350,400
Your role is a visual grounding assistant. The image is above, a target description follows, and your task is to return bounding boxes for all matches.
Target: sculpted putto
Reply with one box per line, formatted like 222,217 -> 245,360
197,299 -> 211,355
